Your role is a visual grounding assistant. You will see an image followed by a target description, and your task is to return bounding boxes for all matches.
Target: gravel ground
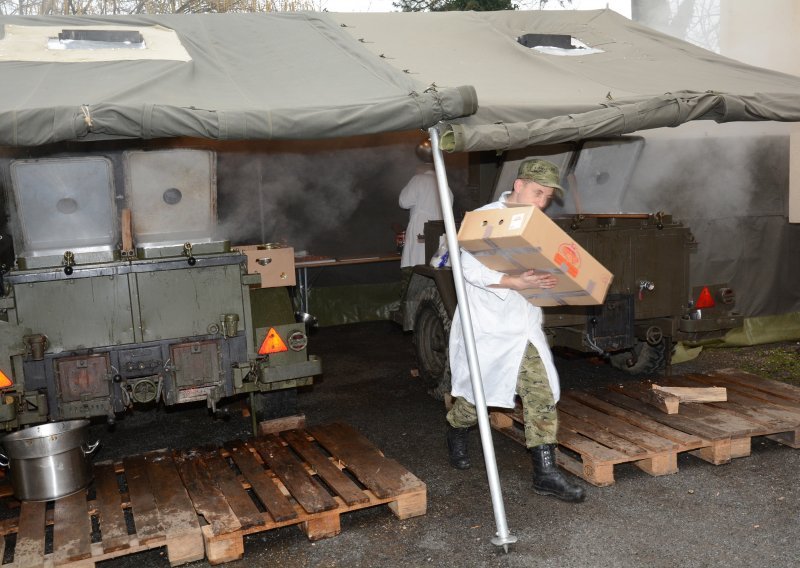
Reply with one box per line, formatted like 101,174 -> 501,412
8,322 -> 800,567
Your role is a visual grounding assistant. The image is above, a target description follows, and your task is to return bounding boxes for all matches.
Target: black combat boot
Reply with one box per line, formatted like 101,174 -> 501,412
446,425 -> 471,470
531,444 -> 585,503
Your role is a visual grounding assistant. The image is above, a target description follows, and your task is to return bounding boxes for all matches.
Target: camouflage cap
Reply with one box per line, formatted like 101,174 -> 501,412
517,159 -> 564,199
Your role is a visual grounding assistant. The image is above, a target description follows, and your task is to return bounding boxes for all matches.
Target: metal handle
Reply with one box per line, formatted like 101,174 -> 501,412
0,452 -> 7,468
256,257 -> 272,266
82,440 -> 100,456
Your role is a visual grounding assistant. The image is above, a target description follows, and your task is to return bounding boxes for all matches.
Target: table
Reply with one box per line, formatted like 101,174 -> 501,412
294,253 -> 401,314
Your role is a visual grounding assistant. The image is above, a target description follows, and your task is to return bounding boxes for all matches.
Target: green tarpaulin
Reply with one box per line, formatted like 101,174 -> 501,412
3,10 -> 800,149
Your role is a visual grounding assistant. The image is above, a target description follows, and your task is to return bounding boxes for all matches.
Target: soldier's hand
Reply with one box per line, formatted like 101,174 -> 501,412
516,270 -> 557,290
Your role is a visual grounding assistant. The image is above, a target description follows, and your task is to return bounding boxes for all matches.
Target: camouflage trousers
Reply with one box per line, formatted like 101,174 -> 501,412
446,342 -> 558,448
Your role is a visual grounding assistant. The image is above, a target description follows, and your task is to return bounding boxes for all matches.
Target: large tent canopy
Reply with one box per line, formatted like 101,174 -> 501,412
330,10 -> 800,150
2,9 -> 800,149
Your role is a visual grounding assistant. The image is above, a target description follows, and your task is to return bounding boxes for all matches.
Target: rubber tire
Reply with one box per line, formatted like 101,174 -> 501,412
413,287 -> 452,400
609,339 -> 667,375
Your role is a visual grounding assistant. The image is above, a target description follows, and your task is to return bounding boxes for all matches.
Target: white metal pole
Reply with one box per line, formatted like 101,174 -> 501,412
428,126 -> 517,551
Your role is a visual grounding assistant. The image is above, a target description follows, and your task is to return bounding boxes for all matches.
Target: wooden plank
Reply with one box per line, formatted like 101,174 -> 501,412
201,524 -> 244,566
651,385 -> 727,403
687,373 -> 800,414
680,374 -> 800,425
53,490 -> 92,565
597,389 -> 729,440
174,451 -> 242,537
566,391 -> 706,447
634,452 -> 679,477
606,385 -> 761,438
144,451 -> 204,566
301,512 -> 342,541
258,414 -> 306,436
490,412 -> 527,446
308,423 -> 424,499
766,429 -> 800,448
386,486 -> 427,520
558,397 -> 678,453
120,208 -> 133,254
93,461 -> 131,554
198,449 -> 266,530
664,376 -> 798,432
556,450 -> 615,487
224,440 -> 297,523
281,430 -> 369,507
14,500 -> 46,568
690,438 -> 732,465
558,412 -> 650,458
122,454 -> 164,545
643,388 -> 680,414
709,369 -> 800,402
252,436 -> 338,514
556,425 -> 631,464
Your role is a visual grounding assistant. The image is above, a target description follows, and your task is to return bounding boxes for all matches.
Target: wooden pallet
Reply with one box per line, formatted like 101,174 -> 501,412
0,422 -> 426,567
490,369 -> 800,487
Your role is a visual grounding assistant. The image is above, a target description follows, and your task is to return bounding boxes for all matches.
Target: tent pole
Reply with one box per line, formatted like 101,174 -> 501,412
428,126 -> 517,552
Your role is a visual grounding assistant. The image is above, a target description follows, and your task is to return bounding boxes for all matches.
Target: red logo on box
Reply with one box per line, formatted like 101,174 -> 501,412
554,243 -> 580,278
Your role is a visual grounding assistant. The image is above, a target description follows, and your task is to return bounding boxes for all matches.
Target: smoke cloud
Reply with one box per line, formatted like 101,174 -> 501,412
626,122 -> 800,317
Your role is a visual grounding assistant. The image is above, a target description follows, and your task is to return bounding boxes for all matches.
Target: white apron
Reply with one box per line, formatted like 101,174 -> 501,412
399,166 -> 449,268
448,197 -> 560,408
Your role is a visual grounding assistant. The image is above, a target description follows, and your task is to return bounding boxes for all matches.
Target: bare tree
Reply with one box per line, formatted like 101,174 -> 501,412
0,0 -> 322,14
393,0 -> 569,12
631,0 -> 719,52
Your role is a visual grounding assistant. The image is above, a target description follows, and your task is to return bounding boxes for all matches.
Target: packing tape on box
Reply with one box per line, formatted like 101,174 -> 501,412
471,226 -> 558,276
521,283 -> 597,306
470,225 -> 542,273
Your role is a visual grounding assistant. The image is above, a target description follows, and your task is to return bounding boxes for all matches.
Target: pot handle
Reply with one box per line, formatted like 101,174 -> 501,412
0,452 -> 7,468
82,440 -> 100,457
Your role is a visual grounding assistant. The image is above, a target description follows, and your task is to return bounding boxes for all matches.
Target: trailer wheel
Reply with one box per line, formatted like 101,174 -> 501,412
609,339 -> 667,375
413,287 -> 452,400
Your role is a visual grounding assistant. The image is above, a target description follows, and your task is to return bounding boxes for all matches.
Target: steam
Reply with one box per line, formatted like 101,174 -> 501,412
216,138 -> 422,256
216,134 -> 466,257
626,121 -> 800,317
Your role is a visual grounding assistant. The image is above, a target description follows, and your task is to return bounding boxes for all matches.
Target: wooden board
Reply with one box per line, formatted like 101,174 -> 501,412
195,448 -> 266,531
281,430 -> 370,507
13,500 -> 46,568
174,451 -> 242,537
53,490 -> 92,565
490,371 -> 800,486
123,454 -> 164,545
0,423 -> 426,567
223,439 -> 298,523
93,462 -> 131,554
252,436 -> 338,514
203,423 -> 426,564
308,423 -> 425,499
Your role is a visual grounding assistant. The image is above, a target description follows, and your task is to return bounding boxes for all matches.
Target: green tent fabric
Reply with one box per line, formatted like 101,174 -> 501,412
330,10 -> 800,151
0,13 -> 476,146
3,9 -> 800,149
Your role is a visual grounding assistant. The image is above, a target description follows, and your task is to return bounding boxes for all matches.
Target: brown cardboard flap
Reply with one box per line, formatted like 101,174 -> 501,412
236,244 -> 296,288
458,205 -> 613,307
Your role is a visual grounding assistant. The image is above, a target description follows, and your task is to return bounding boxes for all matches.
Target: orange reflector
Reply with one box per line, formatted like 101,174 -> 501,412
695,286 -> 716,309
258,327 -> 289,355
0,370 -> 13,389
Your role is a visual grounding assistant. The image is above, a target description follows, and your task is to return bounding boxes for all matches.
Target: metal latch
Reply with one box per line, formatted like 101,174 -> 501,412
638,280 -> 655,300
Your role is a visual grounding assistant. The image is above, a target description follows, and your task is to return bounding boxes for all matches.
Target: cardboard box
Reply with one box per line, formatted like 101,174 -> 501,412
457,205 -> 613,307
237,244 -> 296,288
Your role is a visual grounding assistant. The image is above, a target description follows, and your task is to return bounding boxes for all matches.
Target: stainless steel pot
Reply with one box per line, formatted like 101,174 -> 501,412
0,420 -> 99,501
